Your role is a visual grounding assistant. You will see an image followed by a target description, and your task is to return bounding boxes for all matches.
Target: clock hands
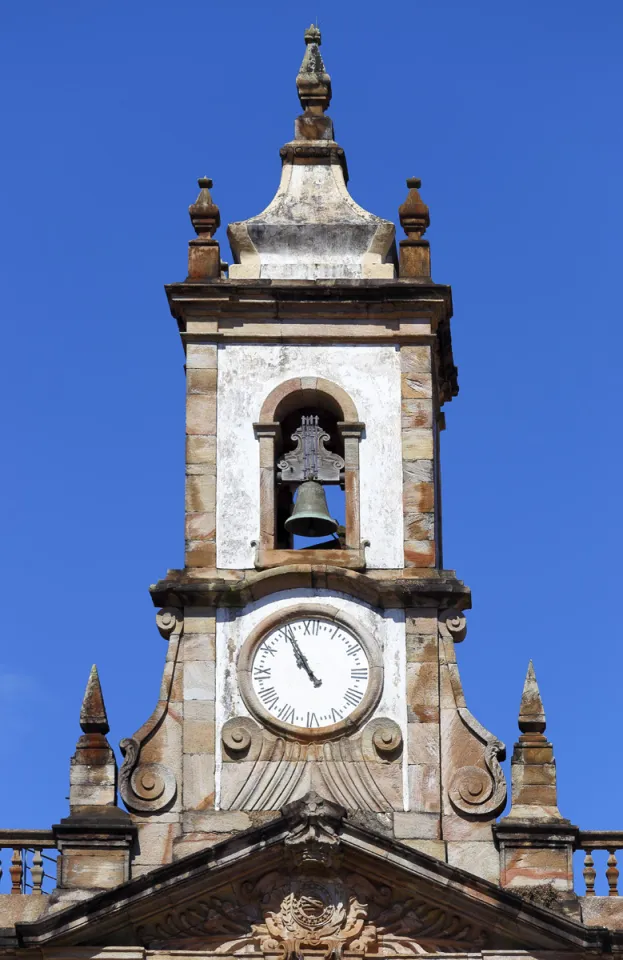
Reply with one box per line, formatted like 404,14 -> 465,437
285,629 -> 322,688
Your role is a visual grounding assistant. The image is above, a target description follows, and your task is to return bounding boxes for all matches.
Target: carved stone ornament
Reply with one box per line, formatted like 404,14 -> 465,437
119,607 -> 183,814
439,608 -> 467,643
448,708 -> 507,818
282,792 -> 344,872
220,716 -> 403,812
278,415 -> 345,484
136,868 -> 489,955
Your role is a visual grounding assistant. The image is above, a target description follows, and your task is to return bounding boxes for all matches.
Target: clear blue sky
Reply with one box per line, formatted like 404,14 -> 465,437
1,0 -> 621,886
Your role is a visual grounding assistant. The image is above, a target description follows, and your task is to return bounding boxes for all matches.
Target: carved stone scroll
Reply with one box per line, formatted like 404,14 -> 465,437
448,708 -> 506,818
119,607 -> 183,814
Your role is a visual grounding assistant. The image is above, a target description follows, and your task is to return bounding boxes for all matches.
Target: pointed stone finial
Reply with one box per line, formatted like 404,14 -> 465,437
187,177 -> 222,279
189,177 -> 221,239
399,177 -> 430,240
296,24 -> 332,115
398,177 -> 431,278
80,664 -> 109,734
518,659 -> 546,735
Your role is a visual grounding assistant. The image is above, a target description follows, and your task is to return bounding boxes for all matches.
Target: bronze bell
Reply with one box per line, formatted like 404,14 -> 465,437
285,480 -> 338,539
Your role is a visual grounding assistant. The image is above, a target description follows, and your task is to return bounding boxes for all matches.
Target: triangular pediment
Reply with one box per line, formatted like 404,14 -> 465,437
17,796 -> 606,956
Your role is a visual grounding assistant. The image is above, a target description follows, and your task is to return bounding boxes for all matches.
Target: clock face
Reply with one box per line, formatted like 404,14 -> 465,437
250,617 -> 371,731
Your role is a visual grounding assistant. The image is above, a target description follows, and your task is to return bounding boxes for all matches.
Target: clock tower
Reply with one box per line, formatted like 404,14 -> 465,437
8,23 -> 622,958
116,24 -> 508,882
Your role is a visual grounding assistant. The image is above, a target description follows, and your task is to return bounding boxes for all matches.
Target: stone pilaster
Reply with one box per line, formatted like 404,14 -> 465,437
400,346 -> 436,568
185,343 -> 217,569
399,606 -> 443,858
494,661 -> 578,892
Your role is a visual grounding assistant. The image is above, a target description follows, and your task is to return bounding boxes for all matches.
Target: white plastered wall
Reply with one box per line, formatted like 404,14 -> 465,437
215,590 -> 407,810
216,343 -> 403,569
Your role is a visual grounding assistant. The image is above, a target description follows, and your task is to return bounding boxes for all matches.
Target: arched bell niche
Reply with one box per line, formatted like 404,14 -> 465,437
253,378 -> 365,569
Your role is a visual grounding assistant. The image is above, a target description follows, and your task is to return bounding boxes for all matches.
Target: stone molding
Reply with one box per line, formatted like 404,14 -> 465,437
150,565 -> 471,609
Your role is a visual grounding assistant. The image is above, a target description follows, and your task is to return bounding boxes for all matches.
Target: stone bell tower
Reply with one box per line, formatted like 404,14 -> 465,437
110,24 -> 515,882
9,24 -> 623,959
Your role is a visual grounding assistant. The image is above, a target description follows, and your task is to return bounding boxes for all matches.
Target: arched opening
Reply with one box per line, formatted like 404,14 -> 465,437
253,378 -> 364,568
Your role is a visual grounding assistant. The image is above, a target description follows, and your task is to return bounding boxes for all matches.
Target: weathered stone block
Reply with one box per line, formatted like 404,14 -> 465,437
447,840 -> 500,883
406,634 -> 438,662
185,540 -> 217,568
183,754 -> 215,809
186,344 -> 217,369
394,811 -> 440,840
408,763 -> 441,813
183,661 -> 215,701
403,513 -> 435,540
182,633 -> 216,662
184,609 -> 216,633
182,810 -> 252,833
186,394 -> 217,436
401,373 -> 433,400
404,540 -> 436,567
401,399 -> 433,430
403,481 -> 435,513
185,474 -> 216,513
400,838 -> 446,859
134,822 -> 182,866
185,512 -> 216,540
187,368 -> 217,394
402,429 -> 434,461
400,346 -> 430,376
184,717 -> 216,754
403,461 -> 434,483
407,722 -> 439,764
186,435 -> 217,464
407,661 -> 439,707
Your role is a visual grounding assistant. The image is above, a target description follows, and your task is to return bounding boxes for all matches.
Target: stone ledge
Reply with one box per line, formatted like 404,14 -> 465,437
150,565 -> 471,610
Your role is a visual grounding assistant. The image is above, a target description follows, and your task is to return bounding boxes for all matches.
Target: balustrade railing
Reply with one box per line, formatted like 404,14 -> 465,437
0,831 -> 57,895
578,831 -> 623,897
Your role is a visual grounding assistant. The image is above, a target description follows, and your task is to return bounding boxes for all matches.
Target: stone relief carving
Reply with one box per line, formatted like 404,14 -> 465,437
135,795 -> 488,955
137,871 -> 488,954
438,609 -> 507,819
220,717 -> 403,812
119,607 -> 183,814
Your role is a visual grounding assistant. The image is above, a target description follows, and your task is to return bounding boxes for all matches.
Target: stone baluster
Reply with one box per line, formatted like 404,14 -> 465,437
583,850 -> 596,896
30,849 -> 44,894
10,848 -> 23,894
607,850 -> 620,896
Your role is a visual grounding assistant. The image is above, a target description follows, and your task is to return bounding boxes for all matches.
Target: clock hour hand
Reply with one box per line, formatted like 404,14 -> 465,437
287,633 -> 322,688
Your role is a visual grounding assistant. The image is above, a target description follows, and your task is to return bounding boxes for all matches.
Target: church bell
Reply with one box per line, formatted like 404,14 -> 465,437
284,480 -> 338,538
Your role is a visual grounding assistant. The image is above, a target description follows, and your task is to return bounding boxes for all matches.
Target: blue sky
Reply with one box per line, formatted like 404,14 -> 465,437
0,0 -> 621,887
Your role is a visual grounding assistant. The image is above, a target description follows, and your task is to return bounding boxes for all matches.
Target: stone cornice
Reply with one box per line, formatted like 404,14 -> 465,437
165,279 -> 458,401
149,564 -> 471,610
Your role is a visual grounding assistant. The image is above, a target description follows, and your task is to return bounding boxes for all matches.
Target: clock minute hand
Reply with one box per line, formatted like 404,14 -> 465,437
287,633 -> 322,688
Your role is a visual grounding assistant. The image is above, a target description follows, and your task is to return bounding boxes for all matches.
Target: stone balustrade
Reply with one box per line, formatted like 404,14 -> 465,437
578,831 -> 623,897
0,831 -> 57,895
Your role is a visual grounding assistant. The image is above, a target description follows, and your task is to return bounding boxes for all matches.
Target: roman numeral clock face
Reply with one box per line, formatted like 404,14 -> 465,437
240,614 -> 382,738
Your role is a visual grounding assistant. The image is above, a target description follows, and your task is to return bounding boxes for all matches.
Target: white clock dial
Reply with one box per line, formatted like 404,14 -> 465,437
251,617 -> 370,730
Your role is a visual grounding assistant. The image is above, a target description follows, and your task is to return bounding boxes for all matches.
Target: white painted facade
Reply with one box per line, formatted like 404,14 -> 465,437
216,342 -> 404,569
214,590 -> 407,810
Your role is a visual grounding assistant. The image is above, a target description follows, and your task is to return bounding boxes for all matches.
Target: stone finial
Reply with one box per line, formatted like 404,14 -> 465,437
518,660 -> 546,735
398,177 -> 431,279
187,177 -> 222,280
296,24 -> 332,115
399,177 -> 431,240
189,177 -> 221,239
80,664 -> 109,734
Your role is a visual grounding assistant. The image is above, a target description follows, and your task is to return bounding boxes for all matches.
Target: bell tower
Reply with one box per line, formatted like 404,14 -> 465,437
118,26 -> 510,886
